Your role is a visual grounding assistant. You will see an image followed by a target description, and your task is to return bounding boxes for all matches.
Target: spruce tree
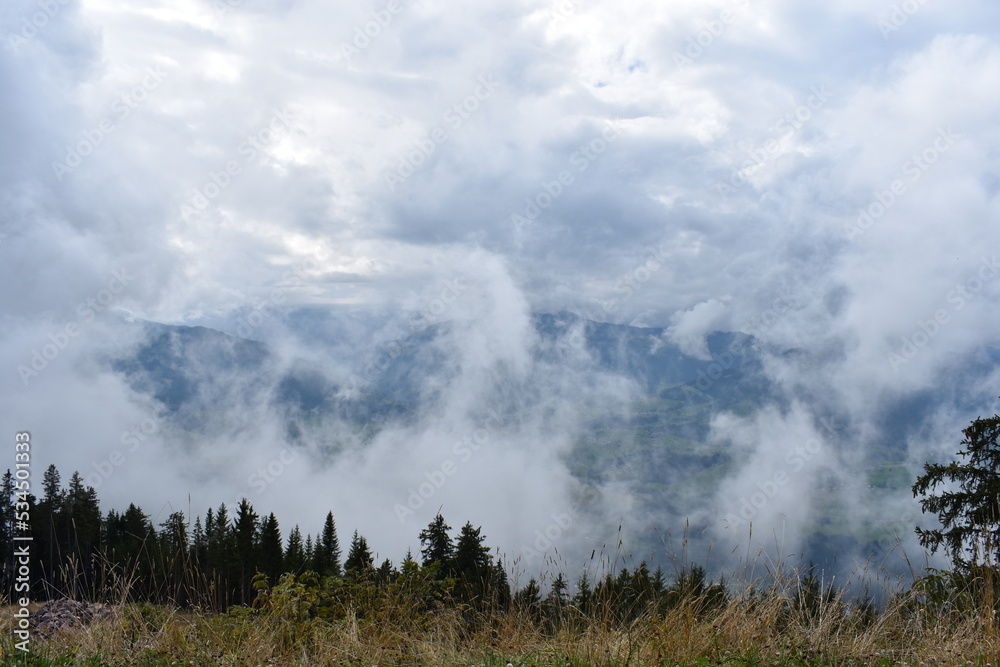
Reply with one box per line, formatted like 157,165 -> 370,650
0,471 -> 14,577
304,534 -> 314,569
190,516 -> 206,564
418,512 -> 453,577
490,557 -> 512,611
284,525 -> 306,573
544,573 -> 569,625
233,499 -> 259,604
514,578 -> 542,622
206,503 -> 234,606
452,522 -> 492,604
64,472 -> 102,589
312,512 -> 341,577
258,513 -> 283,584
574,571 -> 593,614
914,413 -> 1000,570
158,511 -> 189,605
36,464 -> 63,586
344,530 -> 374,578
400,548 -> 419,577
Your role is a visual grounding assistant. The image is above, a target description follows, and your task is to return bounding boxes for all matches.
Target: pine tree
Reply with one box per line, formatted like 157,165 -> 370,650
206,503 -> 234,606
312,511 -> 341,577
544,573 -> 569,625
63,472 -> 102,593
574,571 -> 593,614
400,548 -> 419,577
419,512 -> 453,578
36,464 -> 63,586
159,511 -> 188,554
344,530 -> 373,578
376,557 -> 394,583
914,413 -> 1000,570
233,499 -> 259,605
514,577 -> 542,622
0,471 -> 14,575
42,464 -> 62,506
284,525 -> 306,573
158,511 -> 189,605
490,557 -> 512,611
258,513 -> 283,584
304,534 -> 314,569
0,470 -> 16,596
452,522 -> 492,604
190,516 -> 206,564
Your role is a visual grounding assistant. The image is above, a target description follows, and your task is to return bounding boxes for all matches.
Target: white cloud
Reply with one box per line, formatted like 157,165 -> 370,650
3,0 -> 1000,572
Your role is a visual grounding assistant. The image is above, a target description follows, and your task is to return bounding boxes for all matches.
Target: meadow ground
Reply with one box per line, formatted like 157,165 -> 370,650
1,570 -> 998,667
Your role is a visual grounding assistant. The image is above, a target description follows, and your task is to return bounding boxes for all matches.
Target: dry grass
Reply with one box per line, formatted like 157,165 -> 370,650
2,568 -> 1000,666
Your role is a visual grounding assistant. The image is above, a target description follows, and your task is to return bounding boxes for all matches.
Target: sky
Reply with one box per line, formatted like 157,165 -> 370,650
2,0 -> 1000,582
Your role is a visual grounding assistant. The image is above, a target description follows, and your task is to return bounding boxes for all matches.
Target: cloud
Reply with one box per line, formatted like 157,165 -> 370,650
664,298 -> 729,359
2,0 -> 1000,575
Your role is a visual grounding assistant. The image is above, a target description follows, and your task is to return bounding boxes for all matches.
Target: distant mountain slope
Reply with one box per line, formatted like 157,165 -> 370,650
106,312 -> 996,570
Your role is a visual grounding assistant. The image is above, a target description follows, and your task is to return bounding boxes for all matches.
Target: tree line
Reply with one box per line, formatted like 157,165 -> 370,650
0,464 -> 728,623
2,410 -> 997,623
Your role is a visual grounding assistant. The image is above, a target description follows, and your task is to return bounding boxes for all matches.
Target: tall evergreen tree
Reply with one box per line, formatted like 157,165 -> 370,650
258,513 -> 283,584
0,471 -> 14,581
159,511 -> 188,554
452,522 -> 492,604
490,557 -> 512,612
544,573 -> 569,624
36,464 -> 63,586
914,413 -> 1000,570
205,503 -> 234,606
344,530 -> 374,578
418,512 -> 453,577
304,534 -> 314,569
574,571 -> 593,614
312,511 -> 341,577
190,516 -> 206,564
42,464 -> 62,506
63,472 -> 102,592
158,511 -> 189,605
514,578 -> 542,622
284,525 -> 306,573
233,499 -> 259,604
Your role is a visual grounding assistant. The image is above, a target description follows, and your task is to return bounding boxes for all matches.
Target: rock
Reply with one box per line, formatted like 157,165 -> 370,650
28,598 -> 114,638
